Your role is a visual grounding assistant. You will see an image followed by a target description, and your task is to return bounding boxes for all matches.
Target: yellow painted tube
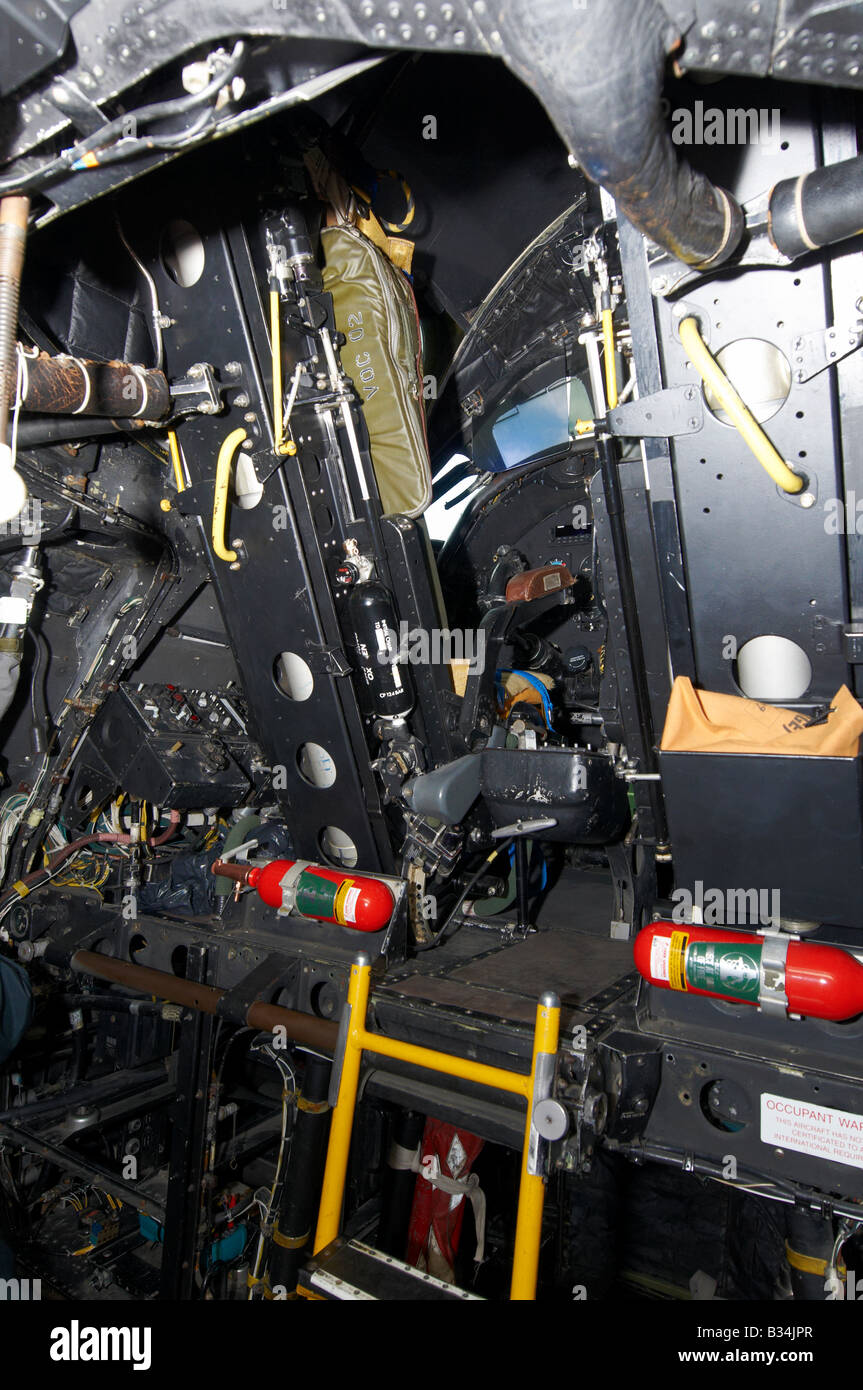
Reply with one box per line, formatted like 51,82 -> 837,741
601,307 -> 618,410
678,316 -> 803,494
510,992 -> 561,1301
313,957 -> 371,1254
356,1028 -> 530,1099
270,289 -> 284,453
212,427 -> 247,563
269,289 -> 297,457
167,428 -> 185,493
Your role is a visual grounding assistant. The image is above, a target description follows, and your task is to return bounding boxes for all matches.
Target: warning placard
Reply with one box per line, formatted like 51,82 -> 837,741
761,1092 -> 863,1171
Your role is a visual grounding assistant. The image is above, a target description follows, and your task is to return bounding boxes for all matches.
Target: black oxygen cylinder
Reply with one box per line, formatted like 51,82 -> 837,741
347,580 -> 415,719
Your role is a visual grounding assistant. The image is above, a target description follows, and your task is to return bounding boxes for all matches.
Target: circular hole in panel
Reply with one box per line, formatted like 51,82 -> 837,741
161,219 -> 206,287
301,454 -> 322,484
736,635 -> 812,701
310,980 -> 340,1018
297,742 -> 336,788
700,1079 -> 750,1132
319,826 -> 358,868
234,452 -> 263,510
274,651 -> 314,701
313,504 -> 334,535
703,338 -> 791,424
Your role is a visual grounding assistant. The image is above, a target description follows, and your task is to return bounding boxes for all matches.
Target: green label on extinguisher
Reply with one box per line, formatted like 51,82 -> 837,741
295,871 -> 339,921
685,941 -> 762,1001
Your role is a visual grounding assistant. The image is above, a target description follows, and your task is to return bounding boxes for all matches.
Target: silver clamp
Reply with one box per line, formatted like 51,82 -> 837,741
277,859 -> 312,916
526,990 -> 561,1177
758,930 -> 792,1018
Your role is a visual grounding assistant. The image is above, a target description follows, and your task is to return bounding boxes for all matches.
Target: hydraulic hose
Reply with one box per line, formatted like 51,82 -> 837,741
496,0 -> 743,269
769,154 -> 863,261
678,317 -> 803,495
213,812 -> 261,899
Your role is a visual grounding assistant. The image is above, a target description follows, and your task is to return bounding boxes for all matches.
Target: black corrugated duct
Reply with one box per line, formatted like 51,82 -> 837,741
497,0 -> 744,269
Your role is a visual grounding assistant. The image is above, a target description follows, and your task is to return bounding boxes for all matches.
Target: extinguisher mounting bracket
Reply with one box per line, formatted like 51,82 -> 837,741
757,929 -> 794,1018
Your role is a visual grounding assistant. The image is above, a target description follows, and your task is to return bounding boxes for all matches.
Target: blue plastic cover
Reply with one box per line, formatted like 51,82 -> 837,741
0,957 -> 32,1064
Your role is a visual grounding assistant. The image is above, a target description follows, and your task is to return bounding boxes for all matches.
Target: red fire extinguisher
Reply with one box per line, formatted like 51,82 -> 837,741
211,857 -> 395,932
634,920 -> 863,1022
406,1120 -> 484,1282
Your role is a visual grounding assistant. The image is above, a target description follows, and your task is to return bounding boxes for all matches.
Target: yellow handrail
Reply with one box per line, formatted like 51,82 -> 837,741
212,427 -> 247,563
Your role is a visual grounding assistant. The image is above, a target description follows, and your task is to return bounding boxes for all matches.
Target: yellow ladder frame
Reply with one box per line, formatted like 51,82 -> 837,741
313,952 -> 561,1300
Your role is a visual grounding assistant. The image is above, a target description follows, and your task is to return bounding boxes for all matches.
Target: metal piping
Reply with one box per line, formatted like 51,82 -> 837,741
61,948 -> 339,1054
0,196 -> 28,442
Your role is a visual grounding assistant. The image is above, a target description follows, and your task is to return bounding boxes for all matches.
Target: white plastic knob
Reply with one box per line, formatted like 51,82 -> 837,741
0,443 -> 28,525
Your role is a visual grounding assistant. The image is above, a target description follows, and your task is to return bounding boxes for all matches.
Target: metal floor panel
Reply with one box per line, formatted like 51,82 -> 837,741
380,928 -> 634,1027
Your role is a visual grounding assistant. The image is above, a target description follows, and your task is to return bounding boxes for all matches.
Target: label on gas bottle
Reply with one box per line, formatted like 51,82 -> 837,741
296,871 -> 339,921
650,932 -> 761,1000
684,940 -> 762,1001
335,881 -> 360,924
650,930 -> 689,989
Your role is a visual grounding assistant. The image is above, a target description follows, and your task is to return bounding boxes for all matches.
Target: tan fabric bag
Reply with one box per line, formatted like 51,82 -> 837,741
660,676 -> 863,757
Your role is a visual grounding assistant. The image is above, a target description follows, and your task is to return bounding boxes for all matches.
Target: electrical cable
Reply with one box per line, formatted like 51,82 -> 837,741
416,837 -> 516,952
0,43 -> 245,198
89,104 -> 219,170
0,811 -> 181,920
0,501 -> 77,554
25,629 -> 47,755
